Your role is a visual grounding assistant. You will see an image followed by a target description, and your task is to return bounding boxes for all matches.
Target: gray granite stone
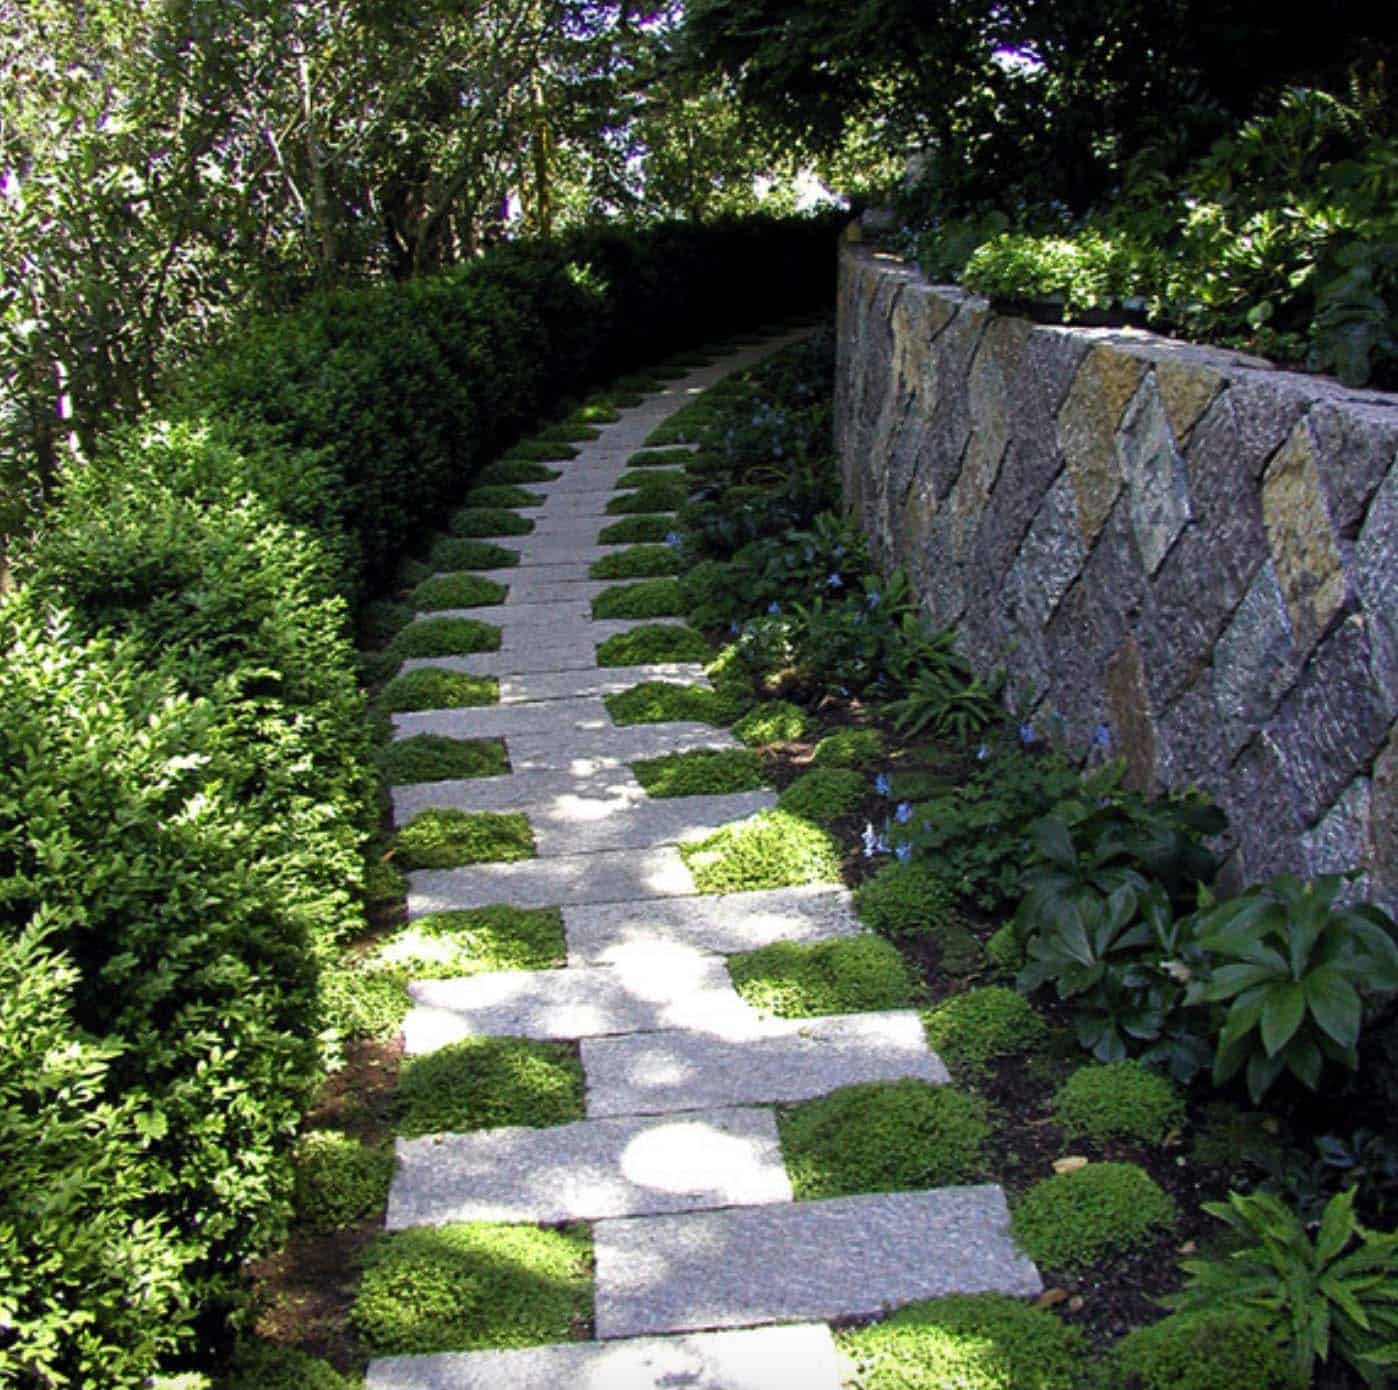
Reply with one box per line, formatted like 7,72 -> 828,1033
390,766 -> 640,824
532,790 -> 777,857
386,1106 -> 791,1228
500,578 -> 612,606
1117,374 -> 1192,575
365,1324 -> 843,1390
499,663 -> 708,704
1302,777 -> 1372,882
566,885 -> 862,964
392,696 -> 610,742
505,723 -> 740,773
1357,463 -> 1398,718
1013,471 -> 1085,630
408,845 -> 697,917
1210,559 -> 1298,759
1221,733 -> 1306,884
593,1186 -> 1041,1340
583,1010 -> 948,1117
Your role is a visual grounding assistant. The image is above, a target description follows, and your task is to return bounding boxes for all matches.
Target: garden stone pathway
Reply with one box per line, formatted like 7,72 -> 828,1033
369,334 -> 1042,1390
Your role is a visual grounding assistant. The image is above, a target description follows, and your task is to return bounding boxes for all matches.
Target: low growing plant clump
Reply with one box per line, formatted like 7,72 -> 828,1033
776,769 -> 866,826
411,573 -> 508,610
376,734 -> 508,784
625,447 -> 696,467
615,467 -> 688,490
606,481 -> 689,514
292,1130 -> 394,1233
681,810 -> 841,894
591,578 -> 683,620
810,726 -> 885,768
921,987 -> 1049,1074
476,459 -> 560,485
376,668 -> 499,713
392,810 -> 535,870
321,964 -> 410,1042
732,699 -> 813,746
449,507 -> 534,538
429,536 -> 518,570
588,546 -> 681,579
368,906 -> 565,977
598,515 -> 674,544
595,624 -> 710,666
604,680 -> 745,727
387,616 -> 502,659
502,439 -> 577,462
854,861 -> 960,939
220,1341 -> 356,1390
630,748 -> 768,798
1053,1061 -> 1188,1146
728,936 -> 917,1017
460,483 -> 544,510
1104,1310 -> 1300,1390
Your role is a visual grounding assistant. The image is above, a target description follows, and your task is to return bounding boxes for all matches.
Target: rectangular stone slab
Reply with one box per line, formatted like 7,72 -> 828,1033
392,695 -> 611,742
407,845 -> 697,916
365,1323 -> 843,1390
402,950 -> 756,1050
506,723 -> 738,771
386,1106 -> 791,1228
594,1186 -> 1042,1340
565,884 -> 863,963
529,790 -> 775,857
390,767 -> 641,823
498,663 -> 707,704
583,1010 -> 949,1117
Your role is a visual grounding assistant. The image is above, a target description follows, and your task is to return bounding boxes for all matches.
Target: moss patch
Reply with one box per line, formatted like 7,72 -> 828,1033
605,480 -> 688,514
394,1036 -> 585,1137
729,936 -> 916,1018
681,810 -> 841,894
631,748 -> 768,797
596,624 -> 710,666
349,1222 -> 591,1355
369,906 -> 565,978
292,1130 -> 394,1233
321,965 -> 410,1042
1052,1061 -> 1188,1146
376,668 -> 499,713
387,616 -> 502,659
477,459 -> 562,485
449,508 -> 535,538
571,401 -> 621,424
393,809 -> 535,869
461,484 -> 544,510
921,987 -> 1048,1074
360,599 -> 414,650
502,439 -> 578,461
598,515 -> 674,544
780,1081 -> 991,1199
776,769 -> 866,826
625,447 -> 696,468
1105,1311 -> 1300,1390
591,578 -> 683,620
411,573 -> 508,611
429,536 -> 519,570
604,680 -> 745,727
615,467 -> 688,490
836,1294 -> 1087,1390
853,862 -> 959,939
810,727 -> 885,768
377,734 -> 508,785
588,546 -> 681,580
221,1340 -> 356,1390
1010,1162 -> 1176,1274
537,422 -> 600,443
732,700 -> 813,746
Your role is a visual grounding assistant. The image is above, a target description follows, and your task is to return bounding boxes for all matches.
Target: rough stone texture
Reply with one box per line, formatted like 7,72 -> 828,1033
593,1187 -> 1041,1340
499,664 -> 709,705
583,1010 -> 949,1117
365,1324 -> 844,1390
837,245 -> 1398,912
393,695 -> 610,741
386,1106 -> 792,1228
1372,729 -> 1398,909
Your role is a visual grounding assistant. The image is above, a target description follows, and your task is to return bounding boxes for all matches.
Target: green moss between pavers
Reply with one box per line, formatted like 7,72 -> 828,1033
292,1130 -> 394,1233
853,861 -> 960,939
779,1081 -> 991,1199
921,987 -> 1049,1074
810,727 -> 885,768
615,467 -> 689,490
221,1339 -> 358,1390
536,422 -> 600,443
598,515 -> 674,544
360,598 -> 414,650
321,965 -> 410,1042
411,573 -> 508,611
836,1294 -> 1087,1390
396,556 -> 435,589
365,856 -> 408,909
394,1036 -> 585,1137
604,680 -> 745,728
631,748 -> 768,798
460,484 -> 545,510
776,769 -> 866,826
727,936 -> 917,1018
595,624 -> 710,666
376,668 -> 499,713
477,459 -> 562,486
393,809 -> 535,870
1104,1311 -> 1301,1390
625,447 -> 696,468
429,536 -> 519,570
732,700 -> 814,746
368,906 -> 565,978
681,809 -> 841,894
502,439 -> 578,461
1010,1162 -> 1176,1274
449,507 -> 535,538
349,1221 -> 591,1356
588,545 -> 681,580
571,401 -> 621,424
1052,1060 -> 1188,1146
387,617 -> 502,660
376,734 -> 508,785
605,481 -> 689,514
591,578 -> 684,620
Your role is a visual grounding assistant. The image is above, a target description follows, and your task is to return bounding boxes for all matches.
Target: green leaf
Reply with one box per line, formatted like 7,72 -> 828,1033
1030,817 -> 1076,870
1260,981 -> 1306,1056
1246,1048 -> 1286,1103
1305,967 -> 1361,1049
1284,1034 -> 1324,1090
1316,1189 -> 1359,1266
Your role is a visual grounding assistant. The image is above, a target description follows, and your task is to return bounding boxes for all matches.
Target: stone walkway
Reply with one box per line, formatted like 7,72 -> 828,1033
367,336 -> 1041,1390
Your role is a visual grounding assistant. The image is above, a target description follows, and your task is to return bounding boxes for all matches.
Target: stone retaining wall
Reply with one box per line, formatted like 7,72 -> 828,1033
836,243 -> 1398,910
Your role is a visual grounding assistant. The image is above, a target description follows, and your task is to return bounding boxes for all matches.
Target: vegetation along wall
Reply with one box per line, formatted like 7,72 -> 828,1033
836,243 -> 1398,913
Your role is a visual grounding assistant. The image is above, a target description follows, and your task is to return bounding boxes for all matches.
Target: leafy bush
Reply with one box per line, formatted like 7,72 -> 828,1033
321,966 -> 410,1042
1011,1163 -> 1176,1273
835,1294 -> 1087,1390
681,810 -> 842,894
429,537 -> 518,570
460,484 -> 545,510
604,680 -> 745,727
476,459 -> 561,485
377,735 -> 509,784
1052,1060 -> 1187,1146
962,229 -> 1149,316
376,668 -> 499,712
349,1222 -> 592,1355
392,810 -> 535,870
394,1037 -> 584,1137
780,1081 -> 990,1199
449,508 -> 535,538
728,936 -> 916,1017
631,748 -> 768,797
776,769 -> 866,826
606,480 -> 689,513
589,546 -> 681,579
411,573 -> 508,610
595,623 -> 710,666
591,578 -> 683,620
985,923 -> 1025,973
361,598 -> 415,649
387,616 -> 501,658
368,906 -> 565,977
921,987 -> 1048,1073
292,1131 -> 394,1233
598,515 -> 674,544
855,862 -> 959,939
732,699 -> 813,745
811,727 -> 885,768
1105,1311 -> 1301,1390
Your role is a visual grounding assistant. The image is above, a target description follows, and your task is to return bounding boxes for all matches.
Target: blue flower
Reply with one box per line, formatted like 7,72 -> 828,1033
876,832 -> 892,855
895,801 -> 912,823
866,591 -> 881,610
665,531 -> 682,549
861,822 -> 878,859
895,842 -> 913,863
1093,722 -> 1113,750
767,601 -> 781,616
837,685 -> 850,697
921,820 -> 932,834
826,572 -> 843,589
729,621 -> 740,636
874,773 -> 891,797
1018,722 -> 1038,746
833,545 -> 846,558
976,743 -> 990,761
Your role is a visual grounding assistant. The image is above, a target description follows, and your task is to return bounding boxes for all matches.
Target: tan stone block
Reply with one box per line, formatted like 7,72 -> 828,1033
1057,346 -> 1146,544
1261,420 -> 1348,654
1155,359 -> 1224,446
1105,635 -> 1156,791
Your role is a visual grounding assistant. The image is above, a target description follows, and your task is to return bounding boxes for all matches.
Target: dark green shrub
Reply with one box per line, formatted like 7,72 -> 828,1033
624,447 -> 695,467
780,1081 -> 991,1198
631,748 -> 768,797
985,923 -> 1025,972
835,1294 -> 1087,1390
429,537 -> 518,570
500,439 -> 577,461
364,856 -> 407,909
411,573 -> 508,611
1011,1163 -> 1176,1272
732,700 -> 813,746
605,680 -> 745,727
392,810 -> 535,869
589,546 -> 681,579
460,484 -> 544,510
221,1340 -> 354,1390
1106,1312 -> 1300,1390
571,401 -> 621,424
596,624 -> 710,666
396,556 -> 434,588
591,578 -> 683,620
368,906 -> 565,977
376,668 -> 499,713
476,459 -> 561,485
777,769 -> 866,825
394,1037 -> 584,1137
616,467 -> 688,490
681,810 -> 841,893
292,1130 -> 394,1233
377,735 -> 509,784
387,617 -> 501,659
598,515 -> 674,544
361,598 -> 415,650
605,480 -> 689,514
349,1222 -> 592,1355
1053,1061 -> 1187,1145
536,422 -> 599,442
855,862 -> 960,939
449,508 -> 534,538
810,727 -> 885,768
922,987 -> 1048,1073
728,936 -> 916,1017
